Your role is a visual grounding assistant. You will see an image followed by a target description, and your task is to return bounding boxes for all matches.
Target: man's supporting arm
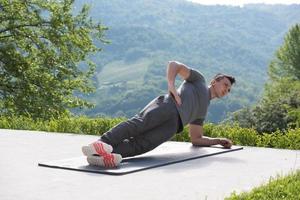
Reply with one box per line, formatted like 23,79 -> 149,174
189,124 -> 232,148
189,124 -> 220,146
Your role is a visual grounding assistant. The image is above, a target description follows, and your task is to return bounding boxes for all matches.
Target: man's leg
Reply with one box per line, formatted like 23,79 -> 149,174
112,114 -> 179,157
100,95 -> 179,148
82,95 -> 180,167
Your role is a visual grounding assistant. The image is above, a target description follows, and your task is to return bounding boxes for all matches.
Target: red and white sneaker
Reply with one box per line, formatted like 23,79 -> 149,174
82,141 -> 113,157
87,153 -> 122,168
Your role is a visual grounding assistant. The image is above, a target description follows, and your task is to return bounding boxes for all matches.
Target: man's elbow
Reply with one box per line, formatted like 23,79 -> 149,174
190,137 -> 210,147
168,60 -> 177,65
168,61 -> 179,69
191,140 -> 198,146
190,138 -> 201,146
191,141 -> 205,147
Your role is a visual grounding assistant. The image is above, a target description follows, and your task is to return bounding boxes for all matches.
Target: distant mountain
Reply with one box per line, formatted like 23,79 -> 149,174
73,0 -> 300,122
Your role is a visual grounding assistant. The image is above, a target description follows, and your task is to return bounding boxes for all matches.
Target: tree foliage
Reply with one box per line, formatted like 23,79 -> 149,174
72,0 -> 300,122
0,0 -> 107,119
233,24 -> 300,133
233,79 -> 300,133
269,24 -> 300,81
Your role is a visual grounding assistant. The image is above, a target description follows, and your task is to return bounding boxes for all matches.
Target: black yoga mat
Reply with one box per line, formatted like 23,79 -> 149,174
38,141 -> 243,175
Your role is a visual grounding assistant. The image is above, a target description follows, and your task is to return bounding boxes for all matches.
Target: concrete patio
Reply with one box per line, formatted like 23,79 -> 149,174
0,129 -> 299,200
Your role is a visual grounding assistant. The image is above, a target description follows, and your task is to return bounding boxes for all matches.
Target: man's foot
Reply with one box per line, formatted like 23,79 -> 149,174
87,153 -> 122,168
82,141 -> 113,157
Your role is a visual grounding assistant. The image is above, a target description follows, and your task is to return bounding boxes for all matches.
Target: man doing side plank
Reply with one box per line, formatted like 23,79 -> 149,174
82,61 -> 236,168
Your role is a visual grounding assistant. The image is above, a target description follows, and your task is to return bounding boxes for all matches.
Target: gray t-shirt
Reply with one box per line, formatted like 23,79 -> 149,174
174,68 -> 211,126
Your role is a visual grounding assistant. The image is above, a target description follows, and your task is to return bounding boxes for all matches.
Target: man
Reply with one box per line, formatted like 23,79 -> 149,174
82,61 -> 235,168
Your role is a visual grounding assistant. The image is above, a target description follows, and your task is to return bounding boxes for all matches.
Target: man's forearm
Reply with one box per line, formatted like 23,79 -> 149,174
191,136 -> 221,146
166,61 -> 180,86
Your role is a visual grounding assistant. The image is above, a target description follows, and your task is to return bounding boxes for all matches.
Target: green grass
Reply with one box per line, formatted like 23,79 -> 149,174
96,58 -> 151,86
225,170 -> 300,200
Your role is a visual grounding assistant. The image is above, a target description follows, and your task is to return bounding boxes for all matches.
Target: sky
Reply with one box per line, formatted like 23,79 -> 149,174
187,0 -> 300,6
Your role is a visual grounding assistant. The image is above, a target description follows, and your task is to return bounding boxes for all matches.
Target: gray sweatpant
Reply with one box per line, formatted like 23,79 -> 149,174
100,95 -> 183,158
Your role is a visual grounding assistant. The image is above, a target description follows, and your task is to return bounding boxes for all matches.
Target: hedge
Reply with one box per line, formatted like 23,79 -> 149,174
0,116 -> 299,150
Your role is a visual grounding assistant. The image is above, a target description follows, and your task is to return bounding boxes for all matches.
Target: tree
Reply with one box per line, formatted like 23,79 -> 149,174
232,79 -> 300,133
269,24 -> 300,81
0,0 -> 107,119
232,24 -> 300,133
261,24 -> 300,131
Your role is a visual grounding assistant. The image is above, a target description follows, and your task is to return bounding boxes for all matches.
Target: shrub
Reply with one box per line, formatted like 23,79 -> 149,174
0,115 -> 299,150
0,115 -> 124,135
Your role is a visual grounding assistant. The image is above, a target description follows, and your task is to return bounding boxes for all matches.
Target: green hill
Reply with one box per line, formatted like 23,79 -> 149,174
73,0 -> 300,122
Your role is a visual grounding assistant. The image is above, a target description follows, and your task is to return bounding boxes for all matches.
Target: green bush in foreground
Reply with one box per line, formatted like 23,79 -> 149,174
0,115 -> 124,135
225,170 -> 300,200
0,115 -> 300,150
173,123 -> 300,150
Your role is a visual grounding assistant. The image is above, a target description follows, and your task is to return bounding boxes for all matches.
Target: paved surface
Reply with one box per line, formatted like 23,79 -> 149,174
0,129 -> 299,200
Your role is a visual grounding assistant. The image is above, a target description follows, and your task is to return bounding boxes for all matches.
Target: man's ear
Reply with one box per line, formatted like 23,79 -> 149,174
210,79 -> 216,86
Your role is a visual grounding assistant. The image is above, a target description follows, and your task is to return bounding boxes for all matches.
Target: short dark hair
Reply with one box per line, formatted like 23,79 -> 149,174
213,73 -> 236,85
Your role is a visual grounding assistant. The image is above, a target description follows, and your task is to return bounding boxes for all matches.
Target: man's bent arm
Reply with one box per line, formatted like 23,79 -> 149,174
189,124 -> 221,146
167,61 -> 190,85
166,61 -> 190,105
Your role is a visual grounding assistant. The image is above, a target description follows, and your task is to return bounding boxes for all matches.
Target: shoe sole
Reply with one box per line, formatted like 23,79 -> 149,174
87,154 -> 122,168
82,142 -> 113,156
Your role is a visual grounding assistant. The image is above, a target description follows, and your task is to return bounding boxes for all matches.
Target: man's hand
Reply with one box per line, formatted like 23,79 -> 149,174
168,84 -> 182,106
189,124 -> 233,148
219,138 -> 232,148
166,61 -> 190,106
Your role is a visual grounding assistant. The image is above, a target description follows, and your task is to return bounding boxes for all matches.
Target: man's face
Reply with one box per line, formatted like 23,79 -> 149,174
212,77 -> 232,98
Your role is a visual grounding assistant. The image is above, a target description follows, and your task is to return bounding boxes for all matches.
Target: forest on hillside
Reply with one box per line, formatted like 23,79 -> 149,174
72,0 -> 300,122
1,0 -> 299,126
